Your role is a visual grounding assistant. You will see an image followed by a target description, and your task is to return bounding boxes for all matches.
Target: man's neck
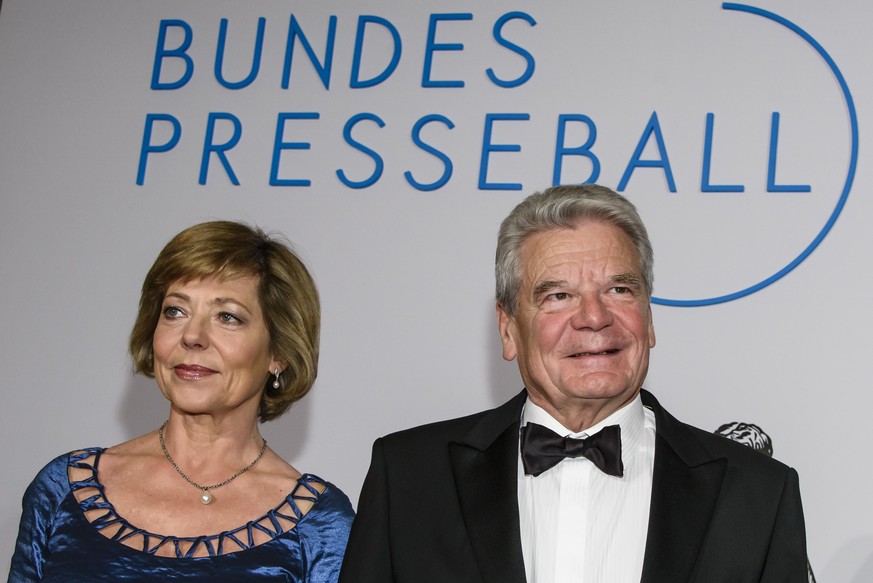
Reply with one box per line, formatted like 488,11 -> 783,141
524,389 -> 640,433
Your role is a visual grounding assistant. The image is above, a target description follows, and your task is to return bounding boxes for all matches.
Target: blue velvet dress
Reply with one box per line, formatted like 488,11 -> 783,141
8,448 -> 354,582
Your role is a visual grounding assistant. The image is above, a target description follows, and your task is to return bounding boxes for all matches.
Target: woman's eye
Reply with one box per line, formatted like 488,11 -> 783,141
219,312 -> 242,324
162,306 -> 184,318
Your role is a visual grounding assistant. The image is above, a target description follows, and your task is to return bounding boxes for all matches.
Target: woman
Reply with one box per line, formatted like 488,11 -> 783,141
8,221 -> 353,582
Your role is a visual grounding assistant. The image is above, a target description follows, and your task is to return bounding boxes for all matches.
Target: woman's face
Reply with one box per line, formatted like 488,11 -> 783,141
152,275 -> 279,419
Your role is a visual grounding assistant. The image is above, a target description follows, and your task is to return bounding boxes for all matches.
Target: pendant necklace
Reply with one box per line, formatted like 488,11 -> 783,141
158,421 -> 268,505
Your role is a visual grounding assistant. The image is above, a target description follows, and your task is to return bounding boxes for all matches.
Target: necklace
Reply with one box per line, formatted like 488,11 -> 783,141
158,421 -> 268,505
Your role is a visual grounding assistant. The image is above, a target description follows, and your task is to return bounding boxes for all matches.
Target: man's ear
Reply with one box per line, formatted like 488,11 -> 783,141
647,305 -> 656,349
496,302 -> 518,361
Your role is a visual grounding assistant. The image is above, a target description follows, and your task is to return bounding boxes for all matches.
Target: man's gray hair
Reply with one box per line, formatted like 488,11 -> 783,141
495,184 -> 654,316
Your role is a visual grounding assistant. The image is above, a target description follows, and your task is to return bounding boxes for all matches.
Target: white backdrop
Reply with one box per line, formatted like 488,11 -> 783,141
1,1 -> 871,580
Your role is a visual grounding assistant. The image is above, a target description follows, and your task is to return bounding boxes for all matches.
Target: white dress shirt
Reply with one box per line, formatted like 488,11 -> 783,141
517,393 -> 656,583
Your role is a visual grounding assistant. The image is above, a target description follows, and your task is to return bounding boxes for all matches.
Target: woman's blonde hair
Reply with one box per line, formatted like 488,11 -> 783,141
129,221 -> 320,421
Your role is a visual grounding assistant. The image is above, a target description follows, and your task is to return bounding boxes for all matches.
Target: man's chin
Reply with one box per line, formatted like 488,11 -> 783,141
559,371 -> 637,398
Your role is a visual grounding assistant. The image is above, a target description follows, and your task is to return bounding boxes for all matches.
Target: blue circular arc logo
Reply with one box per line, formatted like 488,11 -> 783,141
652,2 -> 858,307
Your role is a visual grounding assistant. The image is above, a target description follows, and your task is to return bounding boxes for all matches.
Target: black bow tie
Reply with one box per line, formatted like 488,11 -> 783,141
520,422 -> 624,477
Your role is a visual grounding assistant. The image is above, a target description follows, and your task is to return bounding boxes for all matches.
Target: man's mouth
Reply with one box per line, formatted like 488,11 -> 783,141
568,349 -> 619,357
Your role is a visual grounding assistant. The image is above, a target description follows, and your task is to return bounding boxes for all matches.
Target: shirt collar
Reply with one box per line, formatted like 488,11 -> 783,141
521,391 -> 650,462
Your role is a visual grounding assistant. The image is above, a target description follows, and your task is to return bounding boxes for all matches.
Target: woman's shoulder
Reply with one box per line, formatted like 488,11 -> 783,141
28,448 -> 101,488
295,474 -> 355,527
21,448 -> 103,514
290,475 -> 354,577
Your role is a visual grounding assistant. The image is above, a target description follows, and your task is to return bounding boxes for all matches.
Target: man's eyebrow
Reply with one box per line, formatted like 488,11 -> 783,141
532,280 -> 568,297
609,273 -> 642,287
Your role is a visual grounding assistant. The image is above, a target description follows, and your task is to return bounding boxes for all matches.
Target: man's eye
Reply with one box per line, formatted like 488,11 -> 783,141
547,292 -> 570,301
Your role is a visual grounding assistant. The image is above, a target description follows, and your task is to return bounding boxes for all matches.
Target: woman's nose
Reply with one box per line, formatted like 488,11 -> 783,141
181,316 -> 209,349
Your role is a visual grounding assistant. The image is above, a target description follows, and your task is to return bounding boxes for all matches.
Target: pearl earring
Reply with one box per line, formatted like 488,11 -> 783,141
272,368 -> 281,389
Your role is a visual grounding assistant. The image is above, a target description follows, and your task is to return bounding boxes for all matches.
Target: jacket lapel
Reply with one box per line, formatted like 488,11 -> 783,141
640,390 -> 728,583
448,391 -> 528,583
445,389 -> 728,582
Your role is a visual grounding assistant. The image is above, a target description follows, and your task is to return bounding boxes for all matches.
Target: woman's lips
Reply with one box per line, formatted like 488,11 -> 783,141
173,364 -> 217,380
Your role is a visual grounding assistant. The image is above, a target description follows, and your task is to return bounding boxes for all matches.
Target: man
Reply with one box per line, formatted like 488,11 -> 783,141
339,184 -> 808,582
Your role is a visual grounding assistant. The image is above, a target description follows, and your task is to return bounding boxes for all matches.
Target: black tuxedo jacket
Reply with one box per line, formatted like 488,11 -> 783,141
339,390 -> 807,582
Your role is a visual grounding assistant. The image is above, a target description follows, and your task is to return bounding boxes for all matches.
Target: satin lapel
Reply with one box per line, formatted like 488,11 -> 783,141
448,392 -> 527,583
640,391 -> 728,583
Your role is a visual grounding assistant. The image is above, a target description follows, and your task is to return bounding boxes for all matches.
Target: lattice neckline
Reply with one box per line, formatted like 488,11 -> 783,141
67,447 -> 326,558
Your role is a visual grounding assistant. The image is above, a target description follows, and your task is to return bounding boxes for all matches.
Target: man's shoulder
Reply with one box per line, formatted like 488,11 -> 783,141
377,390 -> 525,455
682,421 -> 792,470
644,390 -> 795,477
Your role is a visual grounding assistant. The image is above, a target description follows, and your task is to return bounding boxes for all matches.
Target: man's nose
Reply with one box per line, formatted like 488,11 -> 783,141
570,292 -> 613,330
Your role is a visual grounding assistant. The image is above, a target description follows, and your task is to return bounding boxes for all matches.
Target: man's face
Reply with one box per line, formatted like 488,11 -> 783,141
497,220 -> 655,428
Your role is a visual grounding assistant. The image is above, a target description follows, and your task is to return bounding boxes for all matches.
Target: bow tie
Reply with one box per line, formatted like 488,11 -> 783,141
520,422 -> 624,477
